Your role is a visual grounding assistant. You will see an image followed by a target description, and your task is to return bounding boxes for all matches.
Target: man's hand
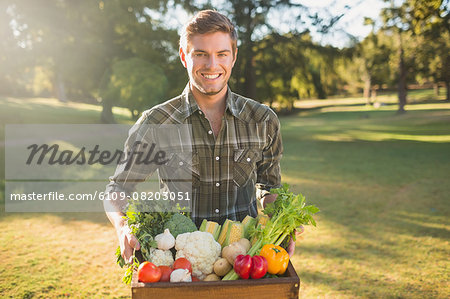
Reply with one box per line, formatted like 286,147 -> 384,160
286,226 -> 304,257
117,224 -> 140,264
104,197 -> 140,264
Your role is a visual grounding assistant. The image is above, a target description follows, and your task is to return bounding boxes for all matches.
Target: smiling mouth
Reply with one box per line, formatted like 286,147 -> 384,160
202,73 -> 222,80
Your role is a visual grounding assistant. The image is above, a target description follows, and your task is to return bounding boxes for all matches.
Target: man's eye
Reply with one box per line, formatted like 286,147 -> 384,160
195,53 -> 205,57
218,53 -> 227,57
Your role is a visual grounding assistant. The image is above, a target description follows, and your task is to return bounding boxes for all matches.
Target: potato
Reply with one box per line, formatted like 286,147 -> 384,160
221,242 -> 247,265
237,238 -> 251,252
203,273 -> 221,281
213,258 -> 232,276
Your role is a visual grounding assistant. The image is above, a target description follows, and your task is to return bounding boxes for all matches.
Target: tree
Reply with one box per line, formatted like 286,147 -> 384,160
100,58 -> 168,120
5,0 -> 183,123
381,0 -> 450,112
253,32 -> 343,111
409,0 -> 450,101
355,25 -> 393,104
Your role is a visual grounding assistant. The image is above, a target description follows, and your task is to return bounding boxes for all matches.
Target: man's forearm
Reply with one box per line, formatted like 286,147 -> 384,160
261,193 -> 278,209
103,193 -> 127,231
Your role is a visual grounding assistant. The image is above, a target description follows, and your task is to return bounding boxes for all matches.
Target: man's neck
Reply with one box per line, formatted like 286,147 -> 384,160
190,83 -> 228,114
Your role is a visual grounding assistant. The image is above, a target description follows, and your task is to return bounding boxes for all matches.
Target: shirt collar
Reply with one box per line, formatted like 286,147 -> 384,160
179,82 -> 242,121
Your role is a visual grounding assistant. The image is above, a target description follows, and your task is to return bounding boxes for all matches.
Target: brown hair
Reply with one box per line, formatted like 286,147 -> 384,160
180,10 -> 238,56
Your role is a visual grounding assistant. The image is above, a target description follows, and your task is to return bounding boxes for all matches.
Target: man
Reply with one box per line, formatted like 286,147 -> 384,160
105,10 -> 294,264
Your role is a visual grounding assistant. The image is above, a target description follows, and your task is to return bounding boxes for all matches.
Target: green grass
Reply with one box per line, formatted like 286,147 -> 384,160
0,94 -> 449,298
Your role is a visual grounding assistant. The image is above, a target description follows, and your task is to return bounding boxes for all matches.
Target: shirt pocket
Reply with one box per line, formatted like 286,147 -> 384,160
163,151 -> 200,187
233,148 -> 262,187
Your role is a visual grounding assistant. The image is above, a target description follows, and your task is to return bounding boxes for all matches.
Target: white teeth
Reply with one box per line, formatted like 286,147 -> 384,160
203,74 -> 220,79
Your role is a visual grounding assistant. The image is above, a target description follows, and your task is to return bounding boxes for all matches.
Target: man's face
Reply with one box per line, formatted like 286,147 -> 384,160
180,32 -> 237,96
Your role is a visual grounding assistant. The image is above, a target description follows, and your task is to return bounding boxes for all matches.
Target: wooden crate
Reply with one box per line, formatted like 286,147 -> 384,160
131,261 -> 300,299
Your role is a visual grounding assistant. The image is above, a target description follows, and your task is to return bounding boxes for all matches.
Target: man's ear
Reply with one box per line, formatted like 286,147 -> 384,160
232,48 -> 238,67
179,47 -> 187,68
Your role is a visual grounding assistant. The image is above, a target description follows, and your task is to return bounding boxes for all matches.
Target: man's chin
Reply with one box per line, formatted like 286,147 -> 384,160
199,85 -> 226,96
204,90 -> 221,96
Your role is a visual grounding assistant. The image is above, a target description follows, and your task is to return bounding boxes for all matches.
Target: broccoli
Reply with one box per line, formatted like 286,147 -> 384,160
164,213 -> 197,238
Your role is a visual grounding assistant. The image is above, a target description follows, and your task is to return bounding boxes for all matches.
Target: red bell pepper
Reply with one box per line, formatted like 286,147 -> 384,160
250,255 -> 268,279
234,255 -> 268,279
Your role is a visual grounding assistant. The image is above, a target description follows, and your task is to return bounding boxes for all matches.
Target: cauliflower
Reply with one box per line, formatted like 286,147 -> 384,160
165,213 -> 197,238
148,248 -> 174,267
175,231 -> 221,280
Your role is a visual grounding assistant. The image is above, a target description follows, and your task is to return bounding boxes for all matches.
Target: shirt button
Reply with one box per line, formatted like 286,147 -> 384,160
246,157 -> 251,162
208,130 -> 213,135
215,208 -> 219,214
179,161 -> 184,166
199,110 -> 203,115
215,156 -> 220,161
215,182 -> 220,187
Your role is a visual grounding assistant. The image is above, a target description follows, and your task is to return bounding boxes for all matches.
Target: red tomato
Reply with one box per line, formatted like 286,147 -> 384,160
173,257 -> 192,273
158,265 -> 173,282
138,261 -> 161,283
192,275 -> 200,282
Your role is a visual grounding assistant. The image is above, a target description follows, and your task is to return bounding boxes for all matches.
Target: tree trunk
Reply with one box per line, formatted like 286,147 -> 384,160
55,72 -> 67,102
100,99 -> 116,123
397,33 -> 407,114
371,85 -> 377,102
433,82 -> 440,96
243,44 -> 256,99
446,80 -> 450,102
363,72 -> 372,105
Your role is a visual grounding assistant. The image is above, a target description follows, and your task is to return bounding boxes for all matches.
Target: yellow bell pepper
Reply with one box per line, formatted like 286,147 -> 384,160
259,244 -> 289,275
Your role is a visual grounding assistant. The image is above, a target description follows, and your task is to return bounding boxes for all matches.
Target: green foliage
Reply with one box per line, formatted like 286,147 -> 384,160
100,57 -> 168,118
255,32 -> 343,108
164,213 -> 198,238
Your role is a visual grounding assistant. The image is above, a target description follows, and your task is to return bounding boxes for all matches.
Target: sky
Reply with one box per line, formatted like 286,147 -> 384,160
146,0 -> 389,48
291,0 -> 389,47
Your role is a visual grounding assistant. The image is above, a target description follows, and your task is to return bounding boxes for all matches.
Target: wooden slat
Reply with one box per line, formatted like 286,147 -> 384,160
131,261 -> 300,299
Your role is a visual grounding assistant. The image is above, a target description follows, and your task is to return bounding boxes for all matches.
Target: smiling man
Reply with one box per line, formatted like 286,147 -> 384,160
105,10 -> 288,264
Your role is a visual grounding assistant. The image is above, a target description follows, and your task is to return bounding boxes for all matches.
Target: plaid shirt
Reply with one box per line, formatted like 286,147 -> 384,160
106,84 -> 282,227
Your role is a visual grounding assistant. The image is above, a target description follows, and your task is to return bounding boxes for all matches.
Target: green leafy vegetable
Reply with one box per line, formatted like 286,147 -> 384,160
222,183 -> 319,280
164,213 -> 197,238
116,201 -> 190,284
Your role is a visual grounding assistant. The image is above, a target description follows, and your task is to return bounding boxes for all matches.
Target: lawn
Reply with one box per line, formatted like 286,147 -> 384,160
0,92 -> 449,298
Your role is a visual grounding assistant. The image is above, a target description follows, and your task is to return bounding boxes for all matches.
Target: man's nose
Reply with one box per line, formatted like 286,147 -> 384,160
206,55 -> 218,68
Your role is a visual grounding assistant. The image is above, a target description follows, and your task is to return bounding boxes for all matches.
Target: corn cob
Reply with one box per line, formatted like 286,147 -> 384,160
220,221 -> 244,247
217,220 -> 244,247
241,215 -> 256,239
199,219 -> 221,241
217,219 -> 233,246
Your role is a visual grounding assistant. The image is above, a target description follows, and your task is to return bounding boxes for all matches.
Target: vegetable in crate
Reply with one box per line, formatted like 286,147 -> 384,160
221,239 -> 248,265
147,248 -> 174,267
154,229 -> 175,250
259,244 -> 289,275
173,257 -> 192,273
175,231 -> 221,280
165,213 -> 198,238
199,219 -> 221,241
217,220 -> 244,247
233,255 -> 268,279
138,261 -> 161,283
115,200 -> 191,284
213,258 -> 232,276
170,269 -> 192,282
223,183 -> 319,280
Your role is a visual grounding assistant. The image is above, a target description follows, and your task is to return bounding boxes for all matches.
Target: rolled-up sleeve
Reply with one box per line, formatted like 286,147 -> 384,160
105,113 -> 159,210
255,112 -> 283,201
